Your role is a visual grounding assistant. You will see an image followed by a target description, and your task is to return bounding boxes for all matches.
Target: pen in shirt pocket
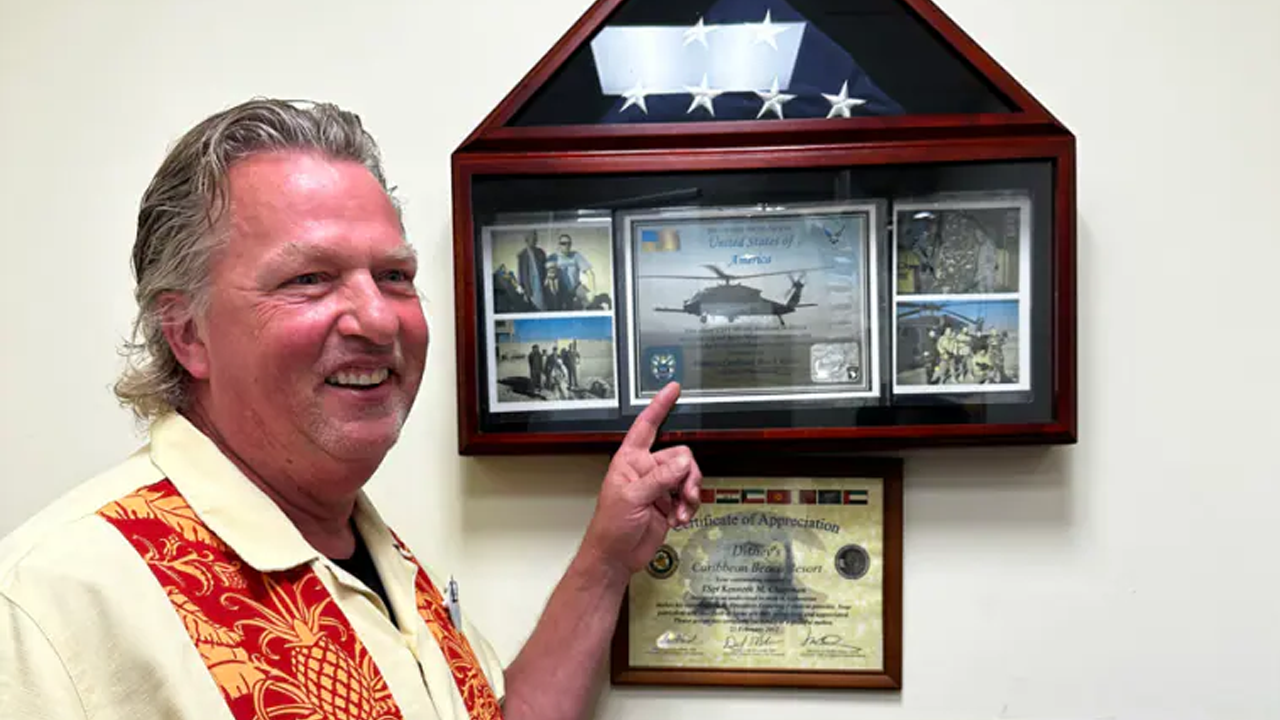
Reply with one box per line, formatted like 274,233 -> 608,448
446,575 -> 462,629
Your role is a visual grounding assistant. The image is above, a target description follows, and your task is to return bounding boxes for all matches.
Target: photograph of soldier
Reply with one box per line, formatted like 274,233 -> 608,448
895,203 -> 1024,295
895,300 -> 1022,390
486,222 -> 613,314
491,316 -> 616,411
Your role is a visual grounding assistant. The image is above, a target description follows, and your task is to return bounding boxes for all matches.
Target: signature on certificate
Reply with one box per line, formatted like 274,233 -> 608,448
723,631 -> 783,653
656,630 -> 699,649
800,626 -> 865,655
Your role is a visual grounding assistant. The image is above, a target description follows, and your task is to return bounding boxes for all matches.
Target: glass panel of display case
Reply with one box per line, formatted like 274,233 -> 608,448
465,159 -> 1059,445
507,0 -> 1016,127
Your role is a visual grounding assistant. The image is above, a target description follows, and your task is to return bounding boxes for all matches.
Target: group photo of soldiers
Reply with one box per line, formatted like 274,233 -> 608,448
489,226 -> 614,314
491,317 -> 617,408
523,341 -> 584,400
895,300 -> 1021,389
920,324 -> 1015,385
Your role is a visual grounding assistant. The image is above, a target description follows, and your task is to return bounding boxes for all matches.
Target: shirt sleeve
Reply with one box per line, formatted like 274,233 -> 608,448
0,593 -> 88,719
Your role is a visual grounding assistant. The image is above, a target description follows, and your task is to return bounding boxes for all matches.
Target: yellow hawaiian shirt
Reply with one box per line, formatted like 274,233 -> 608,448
0,413 -> 506,719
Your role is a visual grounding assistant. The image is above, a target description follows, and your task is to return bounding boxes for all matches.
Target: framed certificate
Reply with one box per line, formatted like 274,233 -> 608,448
611,456 -> 903,689
618,202 -> 883,407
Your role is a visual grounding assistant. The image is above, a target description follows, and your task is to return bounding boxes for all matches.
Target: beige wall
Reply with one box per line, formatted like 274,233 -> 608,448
2,0 -> 1279,717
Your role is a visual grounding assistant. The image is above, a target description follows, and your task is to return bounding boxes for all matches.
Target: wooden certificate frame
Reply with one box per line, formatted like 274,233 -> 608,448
610,456 -> 903,690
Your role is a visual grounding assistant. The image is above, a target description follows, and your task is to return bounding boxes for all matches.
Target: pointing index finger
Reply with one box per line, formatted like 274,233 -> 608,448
622,382 -> 681,451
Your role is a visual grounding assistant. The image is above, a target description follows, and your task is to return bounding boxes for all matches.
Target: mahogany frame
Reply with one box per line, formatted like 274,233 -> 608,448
450,0 -> 1076,456
608,455 -> 904,690
452,137 -> 1075,454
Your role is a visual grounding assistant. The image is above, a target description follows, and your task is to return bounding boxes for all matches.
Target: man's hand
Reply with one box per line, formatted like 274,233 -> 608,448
579,382 -> 703,579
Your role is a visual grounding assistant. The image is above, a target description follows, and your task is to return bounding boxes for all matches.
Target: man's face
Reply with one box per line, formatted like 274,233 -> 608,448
194,152 -> 427,464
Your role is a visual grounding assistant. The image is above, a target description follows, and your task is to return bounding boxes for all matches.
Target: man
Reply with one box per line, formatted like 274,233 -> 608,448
492,264 -> 532,314
952,326 -> 973,383
931,326 -> 955,385
542,343 -> 567,400
515,231 -> 547,311
0,99 -> 702,720
975,232 -> 1000,293
541,261 -> 571,311
551,234 -> 595,309
527,343 -> 543,392
562,341 -> 580,390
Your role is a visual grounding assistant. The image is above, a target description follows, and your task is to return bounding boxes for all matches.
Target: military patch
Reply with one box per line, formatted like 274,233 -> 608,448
643,346 -> 682,386
646,544 -> 679,580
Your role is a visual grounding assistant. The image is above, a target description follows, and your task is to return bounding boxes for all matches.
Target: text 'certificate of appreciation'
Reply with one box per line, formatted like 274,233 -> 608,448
627,476 -> 887,675
623,204 -> 879,405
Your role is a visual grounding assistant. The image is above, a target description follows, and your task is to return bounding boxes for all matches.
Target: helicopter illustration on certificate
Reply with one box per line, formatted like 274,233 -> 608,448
643,262 -> 833,327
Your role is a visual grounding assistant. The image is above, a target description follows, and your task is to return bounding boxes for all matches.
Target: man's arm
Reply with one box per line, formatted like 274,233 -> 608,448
500,383 -> 702,720
498,547 -> 626,720
581,254 -> 596,294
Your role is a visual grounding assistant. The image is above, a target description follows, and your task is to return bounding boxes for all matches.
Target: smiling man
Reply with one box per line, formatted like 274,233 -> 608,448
0,99 -> 702,720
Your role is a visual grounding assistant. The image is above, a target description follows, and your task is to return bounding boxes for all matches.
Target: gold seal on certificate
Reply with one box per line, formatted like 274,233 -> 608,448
611,459 -> 903,690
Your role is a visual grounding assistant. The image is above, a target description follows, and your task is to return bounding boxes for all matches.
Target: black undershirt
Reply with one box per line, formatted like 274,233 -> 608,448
330,526 -> 399,630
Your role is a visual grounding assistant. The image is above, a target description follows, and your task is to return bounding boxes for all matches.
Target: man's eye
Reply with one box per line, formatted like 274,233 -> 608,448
382,269 -> 413,283
290,273 -> 324,286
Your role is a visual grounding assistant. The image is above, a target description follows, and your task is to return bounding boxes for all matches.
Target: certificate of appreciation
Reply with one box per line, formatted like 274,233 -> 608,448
621,203 -> 881,406
616,465 -> 903,689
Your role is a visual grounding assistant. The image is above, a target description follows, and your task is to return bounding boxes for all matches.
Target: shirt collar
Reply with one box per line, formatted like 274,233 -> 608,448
147,412 -> 328,573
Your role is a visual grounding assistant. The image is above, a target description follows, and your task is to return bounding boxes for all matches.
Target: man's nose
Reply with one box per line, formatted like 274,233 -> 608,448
337,274 -> 399,345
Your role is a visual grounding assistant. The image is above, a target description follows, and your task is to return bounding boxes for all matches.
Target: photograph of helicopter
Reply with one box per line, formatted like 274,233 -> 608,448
894,299 -> 1027,393
643,264 -> 827,327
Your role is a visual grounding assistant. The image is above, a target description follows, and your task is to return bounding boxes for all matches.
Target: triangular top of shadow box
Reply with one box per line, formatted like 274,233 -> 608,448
459,0 -> 1067,153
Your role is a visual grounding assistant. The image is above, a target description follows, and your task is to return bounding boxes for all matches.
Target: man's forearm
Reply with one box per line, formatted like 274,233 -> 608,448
501,547 -> 628,720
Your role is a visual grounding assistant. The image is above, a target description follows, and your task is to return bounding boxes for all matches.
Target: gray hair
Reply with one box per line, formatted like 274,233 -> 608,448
114,97 -> 400,421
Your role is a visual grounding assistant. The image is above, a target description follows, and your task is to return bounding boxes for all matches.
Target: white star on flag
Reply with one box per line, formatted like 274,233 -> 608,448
753,10 -> 789,50
620,81 -> 650,114
685,74 -> 723,116
683,17 -> 715,47
755,77 -> 795,119
822,80 -> 867,118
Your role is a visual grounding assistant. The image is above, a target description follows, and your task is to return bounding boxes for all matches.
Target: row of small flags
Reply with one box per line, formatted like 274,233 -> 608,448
699,488 -> 868,505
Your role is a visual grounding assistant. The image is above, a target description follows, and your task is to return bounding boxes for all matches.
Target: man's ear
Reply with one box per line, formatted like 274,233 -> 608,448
158,292 -> 211,380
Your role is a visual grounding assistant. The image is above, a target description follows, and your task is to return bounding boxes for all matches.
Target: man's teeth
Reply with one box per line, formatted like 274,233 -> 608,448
327,368 -> 390,387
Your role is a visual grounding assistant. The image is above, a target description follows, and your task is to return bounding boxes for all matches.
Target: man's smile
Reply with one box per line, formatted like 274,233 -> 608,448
324,367 -> 391,388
